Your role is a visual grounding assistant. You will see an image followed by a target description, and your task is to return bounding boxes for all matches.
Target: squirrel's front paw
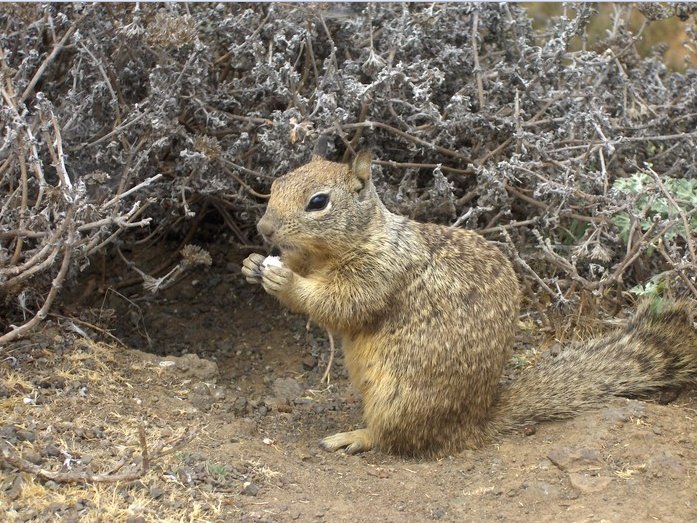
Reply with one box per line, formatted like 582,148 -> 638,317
320,429 -> 374,455
241,253 -> 266,284
261,265 -> 294,295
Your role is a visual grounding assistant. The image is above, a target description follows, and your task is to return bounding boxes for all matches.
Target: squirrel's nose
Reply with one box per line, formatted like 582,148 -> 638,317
257,215 -> 275,239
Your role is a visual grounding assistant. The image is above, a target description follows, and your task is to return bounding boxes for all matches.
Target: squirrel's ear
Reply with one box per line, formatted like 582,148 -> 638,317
311,135 -> 329,161
351,150 -> 373,182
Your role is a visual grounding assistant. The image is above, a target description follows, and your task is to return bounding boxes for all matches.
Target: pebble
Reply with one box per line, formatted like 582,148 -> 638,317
649,453 -> 687,478
7,475 -> 23,500
568,472 -> 612,493
602,399 -> 646,423
150,485 -> 165,499
150,353 -> 219,381
44,444 -> 61,457
302,355 -> 317,370
272,378 -> 303,401
547,447 -> 603,472
0,426 -> 18,444
16,430 -> 37,442
23,450 -> 43,465
241,481 -> 259,496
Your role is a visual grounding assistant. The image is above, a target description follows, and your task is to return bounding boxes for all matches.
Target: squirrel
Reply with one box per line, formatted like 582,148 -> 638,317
241,148 -> 697,457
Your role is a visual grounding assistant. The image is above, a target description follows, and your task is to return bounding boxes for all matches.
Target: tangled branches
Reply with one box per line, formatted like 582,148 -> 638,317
1,3 -> 697,340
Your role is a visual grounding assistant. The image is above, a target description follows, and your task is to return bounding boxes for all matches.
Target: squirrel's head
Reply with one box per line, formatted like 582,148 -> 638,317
257,150 -> 383,256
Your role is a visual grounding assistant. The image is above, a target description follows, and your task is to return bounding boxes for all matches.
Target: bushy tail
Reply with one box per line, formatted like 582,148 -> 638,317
489,299 -> 697,435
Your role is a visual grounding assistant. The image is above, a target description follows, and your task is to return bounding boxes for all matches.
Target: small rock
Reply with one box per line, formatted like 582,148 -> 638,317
235,418 -> 258,436
190,393 -> 214,412
523,425 -> 536,436
302,355 -> 317,370
147,353 -> 219,381
522,480 -> 559,497
149,485 -> 165,499
568,473 -> 612,493
548,447 -> 603,472
272,378 -> 303,401
0,426 -> 18,444
7,474 -> 23,500
24,450 -> 43,465
191,383 -> 211,396
16,430 -> 37,442
47,502 -> 67,514
44,444 -> 61,457
649,453 -> 687,479
241,481 -> 259,496
602,399 -> 646,423
231,396 -> 249,416
126,517 -> 147,523
80,455 -> 93,465
211,386 -> 226,401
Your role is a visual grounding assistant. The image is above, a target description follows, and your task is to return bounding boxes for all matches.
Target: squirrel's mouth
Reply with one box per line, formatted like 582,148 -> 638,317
269,242 -> 295,253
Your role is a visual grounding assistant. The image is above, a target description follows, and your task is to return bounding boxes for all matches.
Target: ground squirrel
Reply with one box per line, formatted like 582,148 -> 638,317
241,150 -> 697,457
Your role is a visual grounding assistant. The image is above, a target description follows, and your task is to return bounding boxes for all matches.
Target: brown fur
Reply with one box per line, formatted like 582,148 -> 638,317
241,153 -> 697,457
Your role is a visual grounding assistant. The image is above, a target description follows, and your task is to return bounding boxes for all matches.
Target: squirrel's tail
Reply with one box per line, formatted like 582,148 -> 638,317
488,299 -> 697,435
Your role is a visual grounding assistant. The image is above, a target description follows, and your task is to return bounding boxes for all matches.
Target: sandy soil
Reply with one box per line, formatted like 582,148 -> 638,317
1,244 -> 696,522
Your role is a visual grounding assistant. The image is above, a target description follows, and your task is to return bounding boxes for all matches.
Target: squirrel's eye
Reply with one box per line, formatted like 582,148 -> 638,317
306,193 -> 330,211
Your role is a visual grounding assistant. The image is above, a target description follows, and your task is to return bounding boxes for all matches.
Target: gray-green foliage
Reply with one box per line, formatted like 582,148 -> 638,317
612,171 -> 697,244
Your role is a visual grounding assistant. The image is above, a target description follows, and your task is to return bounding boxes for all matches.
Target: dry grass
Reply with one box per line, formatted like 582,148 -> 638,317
0,333 -> 235,522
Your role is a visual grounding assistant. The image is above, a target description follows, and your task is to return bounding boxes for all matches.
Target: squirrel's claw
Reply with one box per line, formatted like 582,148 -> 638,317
261,265 -> 293,294
241,253 -> 265,284
320,429 -> 374,454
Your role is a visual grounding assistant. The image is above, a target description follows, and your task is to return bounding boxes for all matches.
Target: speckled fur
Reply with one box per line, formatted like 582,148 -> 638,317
242,153 -> 697,457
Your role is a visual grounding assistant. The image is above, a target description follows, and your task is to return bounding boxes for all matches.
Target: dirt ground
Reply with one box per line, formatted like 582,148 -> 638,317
1,241 -> 696,522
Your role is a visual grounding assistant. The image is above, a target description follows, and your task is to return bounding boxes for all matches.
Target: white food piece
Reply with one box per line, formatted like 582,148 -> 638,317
262,255 -> 283,269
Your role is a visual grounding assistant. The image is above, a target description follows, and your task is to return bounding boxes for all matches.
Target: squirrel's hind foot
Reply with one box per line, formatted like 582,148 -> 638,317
320,428 -> 374,455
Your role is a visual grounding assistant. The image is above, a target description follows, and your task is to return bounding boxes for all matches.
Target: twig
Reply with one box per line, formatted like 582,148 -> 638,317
47,110 -> 73,194
342,100 -> 370,162
502,230 -> 557,299
221,158 -> 271,181
474,138 -> 512,167
655,241 -> 697,300
646,165 -> 697,266
9,145 -> 29,265
102,174 -> 163,209
600,218 -> 676,291
374,160 -> 471,176
214,8 -> 272,65
0,428 -> 195,484
138,425 -> 149,471
471,11 -> 485,110
321,330 -> 336,384
83,111 -> 146,148
221,165 -> 270,199
505,185 -> 601,223
19,10 -> 90,104
49,313 -> 129,348
0,229 -> 74,345
332,121 -> 468,161
479,218 -> 539,235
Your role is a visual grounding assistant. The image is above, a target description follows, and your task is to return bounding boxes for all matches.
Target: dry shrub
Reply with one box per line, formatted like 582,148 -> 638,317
1,3 -> 696,340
